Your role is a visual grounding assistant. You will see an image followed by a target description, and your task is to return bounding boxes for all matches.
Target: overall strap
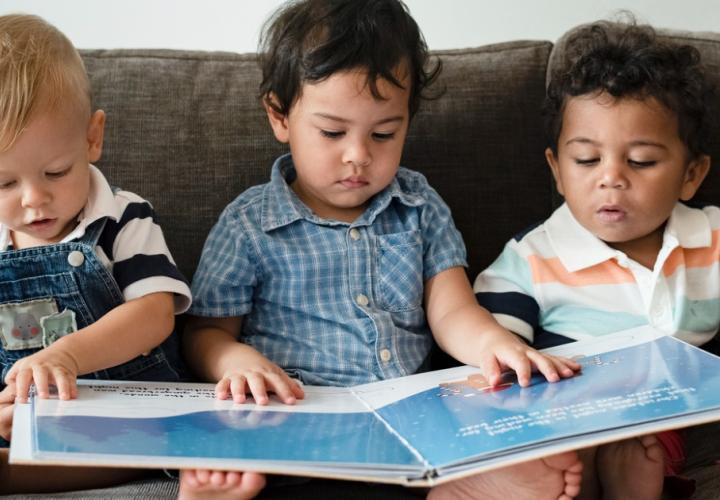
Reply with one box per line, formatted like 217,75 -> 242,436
81,218 -> 108,247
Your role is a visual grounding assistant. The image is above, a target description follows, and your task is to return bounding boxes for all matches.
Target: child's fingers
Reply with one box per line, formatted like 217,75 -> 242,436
32,367 -> 52,399
215,378 -> 232,400
478,354 -> 502,386
290,378 -> 305,400
229,375 -> 249,404
264,373 -> 298,405
13,369 -> 34,403
245,373 -> 270,405
503,353 -> 532,387
547,355 -> 581,378
53,370 -> 76,400
556,355 -> 582,375
0,384 -> 16,405
525,351 -> 560,383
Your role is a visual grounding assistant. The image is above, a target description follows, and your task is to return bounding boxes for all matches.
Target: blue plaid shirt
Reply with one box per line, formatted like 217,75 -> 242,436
189,154 -> 467,386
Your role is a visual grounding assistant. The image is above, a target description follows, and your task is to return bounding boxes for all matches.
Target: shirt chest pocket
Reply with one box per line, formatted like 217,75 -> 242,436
374,230 -> 424,312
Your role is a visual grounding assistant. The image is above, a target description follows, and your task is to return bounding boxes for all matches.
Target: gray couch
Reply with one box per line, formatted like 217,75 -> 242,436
9,24 -> 720,499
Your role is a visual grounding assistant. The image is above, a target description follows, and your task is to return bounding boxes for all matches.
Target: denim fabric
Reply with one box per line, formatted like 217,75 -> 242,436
0,219 -> 185,387
190,155 -> 467,386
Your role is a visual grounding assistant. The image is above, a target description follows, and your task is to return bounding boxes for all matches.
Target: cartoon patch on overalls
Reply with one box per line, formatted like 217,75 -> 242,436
0,298 -> 59,350
41,309 -> 78,348
11,312 -> 41,341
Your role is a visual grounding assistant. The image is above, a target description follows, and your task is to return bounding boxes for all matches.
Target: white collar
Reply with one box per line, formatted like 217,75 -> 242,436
545,202 -> 712,273
0,165 -> 120,250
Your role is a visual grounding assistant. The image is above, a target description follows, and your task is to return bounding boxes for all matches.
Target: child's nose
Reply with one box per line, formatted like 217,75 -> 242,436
342,140 -> 372,168
21,184 -> 51,208
598,161 -> 629,189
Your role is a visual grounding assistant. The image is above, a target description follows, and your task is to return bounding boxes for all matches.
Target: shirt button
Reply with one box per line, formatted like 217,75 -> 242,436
349,228 -> 361,241
356,294 -> 369,306
380,349 -> 392,362
67,251 -> 85,267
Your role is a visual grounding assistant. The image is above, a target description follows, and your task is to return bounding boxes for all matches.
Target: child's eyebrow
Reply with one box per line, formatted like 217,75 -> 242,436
565,137 -> 668,150
313,113 -> 405,125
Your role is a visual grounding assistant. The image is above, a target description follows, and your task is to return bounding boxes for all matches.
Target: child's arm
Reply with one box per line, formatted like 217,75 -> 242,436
183,315 -> 304,405
6,292 -> 176,402
425,267 -> 580,387
0,384 -> 15,441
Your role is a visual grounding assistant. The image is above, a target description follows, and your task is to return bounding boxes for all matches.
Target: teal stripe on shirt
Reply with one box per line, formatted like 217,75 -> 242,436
485,243 -> 535,295
675,297 -> 720,333
543,305 -> 647,337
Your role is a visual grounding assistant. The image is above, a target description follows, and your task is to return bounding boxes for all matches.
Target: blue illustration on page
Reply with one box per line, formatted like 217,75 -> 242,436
375,336 -> 720,467
35,406 -> 421,467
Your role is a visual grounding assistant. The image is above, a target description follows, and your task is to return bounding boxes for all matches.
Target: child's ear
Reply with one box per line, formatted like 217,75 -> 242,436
263,93 -> 290,144
545,147 -> 565,196
680,155 -> 711,201
86,110 -> 105,163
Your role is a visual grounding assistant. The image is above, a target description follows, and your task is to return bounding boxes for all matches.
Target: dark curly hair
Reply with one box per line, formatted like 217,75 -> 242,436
258,0 -> 441,118
544,19 -> 714,160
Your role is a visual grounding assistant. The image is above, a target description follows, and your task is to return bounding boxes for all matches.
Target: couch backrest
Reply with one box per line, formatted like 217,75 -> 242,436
83,41 -> 555,282
82,27 -> 720,285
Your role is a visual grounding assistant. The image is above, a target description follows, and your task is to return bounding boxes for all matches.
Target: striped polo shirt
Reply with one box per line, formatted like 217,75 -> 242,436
0,165 -> 191,313
474,202 -> 720,348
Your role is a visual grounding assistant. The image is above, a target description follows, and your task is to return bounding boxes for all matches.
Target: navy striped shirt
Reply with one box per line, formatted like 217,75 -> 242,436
0,165 -> 191,313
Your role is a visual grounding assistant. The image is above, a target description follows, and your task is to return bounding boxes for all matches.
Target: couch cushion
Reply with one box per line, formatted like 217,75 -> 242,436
405,41 -> 555,278
82,49 -> 287,282
82,41 -> 554,282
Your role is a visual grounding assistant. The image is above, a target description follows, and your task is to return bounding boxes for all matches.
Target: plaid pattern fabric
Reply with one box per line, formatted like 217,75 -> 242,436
190,154 -> 467,386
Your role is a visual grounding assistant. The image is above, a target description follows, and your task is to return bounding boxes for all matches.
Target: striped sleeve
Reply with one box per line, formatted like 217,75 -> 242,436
473,239 -> 539,342
97,191 -> 191,313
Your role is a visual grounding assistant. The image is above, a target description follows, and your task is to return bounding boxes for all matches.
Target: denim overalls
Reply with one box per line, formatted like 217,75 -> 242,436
0,218 -> 185,388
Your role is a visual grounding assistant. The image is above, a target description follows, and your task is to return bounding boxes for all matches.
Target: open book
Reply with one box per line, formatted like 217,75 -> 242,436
10,327 -> 720,486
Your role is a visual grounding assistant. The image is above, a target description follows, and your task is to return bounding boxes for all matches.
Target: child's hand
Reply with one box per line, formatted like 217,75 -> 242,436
216,354 -> 305,406
179,469 -> 266,500
4,345 -> 80,403
0,384 -> 16,441
477,329 -> 580,387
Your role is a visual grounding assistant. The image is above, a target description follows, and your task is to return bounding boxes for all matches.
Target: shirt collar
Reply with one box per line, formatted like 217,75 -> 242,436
0,164 -> 119,250
545,202 -> 712,272
261,154 -> 426,232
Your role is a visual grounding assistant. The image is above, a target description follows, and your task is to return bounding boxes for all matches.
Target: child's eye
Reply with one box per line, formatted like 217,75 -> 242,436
320,130 -> 345,139
372,132 -> 396,141
574,158 -> 599,166
46,166 -> 71,178
0,180 -> 15,190
628,159 -> 657,168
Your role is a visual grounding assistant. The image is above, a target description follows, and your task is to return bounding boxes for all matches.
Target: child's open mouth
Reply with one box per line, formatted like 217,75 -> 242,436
597,207 -> 626,222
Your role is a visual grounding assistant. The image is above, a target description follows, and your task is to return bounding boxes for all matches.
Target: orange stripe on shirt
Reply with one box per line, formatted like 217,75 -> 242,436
663,229 -> 720,277
528,255 -> 635,286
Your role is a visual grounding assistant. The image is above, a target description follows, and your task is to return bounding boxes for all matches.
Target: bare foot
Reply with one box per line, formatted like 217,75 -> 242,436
596,435 -> 664,500
428,451 -> 582,500
178,469 -> 266,500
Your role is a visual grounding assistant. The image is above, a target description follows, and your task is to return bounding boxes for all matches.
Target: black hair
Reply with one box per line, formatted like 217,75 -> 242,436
258,0 -> 441,118
544,19 -> 715,159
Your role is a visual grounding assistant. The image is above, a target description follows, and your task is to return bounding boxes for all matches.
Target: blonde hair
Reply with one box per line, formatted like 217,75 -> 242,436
0,14 -> 91,152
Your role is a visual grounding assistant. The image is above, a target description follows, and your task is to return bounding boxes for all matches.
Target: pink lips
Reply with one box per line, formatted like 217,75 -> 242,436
339,178 -> 368,189
596,205 -> 626,223
27,218 -> 55,230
